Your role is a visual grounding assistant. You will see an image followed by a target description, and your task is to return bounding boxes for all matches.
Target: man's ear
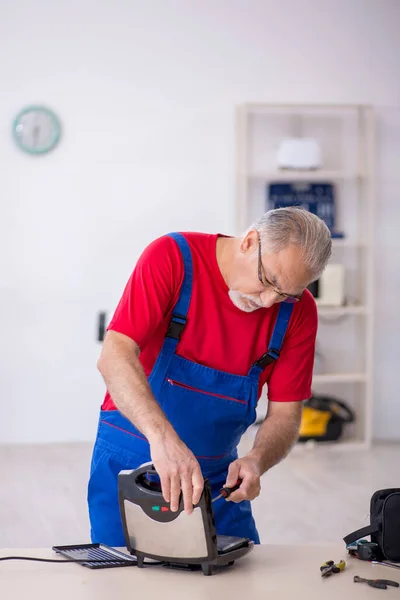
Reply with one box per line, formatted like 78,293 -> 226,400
240,229 -> 258,254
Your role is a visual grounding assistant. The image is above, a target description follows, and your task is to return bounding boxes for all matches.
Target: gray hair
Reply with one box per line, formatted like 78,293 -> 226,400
248,206 -> 332,280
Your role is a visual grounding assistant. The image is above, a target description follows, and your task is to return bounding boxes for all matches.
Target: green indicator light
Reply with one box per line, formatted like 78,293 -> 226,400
152,505 -> 160,511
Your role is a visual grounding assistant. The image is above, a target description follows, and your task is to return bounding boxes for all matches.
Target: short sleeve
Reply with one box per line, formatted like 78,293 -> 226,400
107,235 -> 184,348
266,290 -> 318,402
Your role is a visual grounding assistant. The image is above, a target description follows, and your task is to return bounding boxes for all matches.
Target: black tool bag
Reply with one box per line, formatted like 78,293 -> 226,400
344,489 -> 400,562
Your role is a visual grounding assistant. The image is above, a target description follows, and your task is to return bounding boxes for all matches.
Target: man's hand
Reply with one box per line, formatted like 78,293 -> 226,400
223,455 -> 262,503
150,434 -> 204,515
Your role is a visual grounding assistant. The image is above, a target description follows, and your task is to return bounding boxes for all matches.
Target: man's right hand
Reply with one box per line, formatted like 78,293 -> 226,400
149,433 -> 204,515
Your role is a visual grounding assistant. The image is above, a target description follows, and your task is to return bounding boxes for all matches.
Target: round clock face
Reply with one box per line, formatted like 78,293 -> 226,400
13,105 -> 61,154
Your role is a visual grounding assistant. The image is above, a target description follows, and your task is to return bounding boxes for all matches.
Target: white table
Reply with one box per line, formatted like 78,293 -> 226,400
1,545 -> 399,599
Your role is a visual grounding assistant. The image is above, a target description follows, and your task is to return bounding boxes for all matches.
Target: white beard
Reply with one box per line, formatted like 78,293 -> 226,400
228,290 -> 264,313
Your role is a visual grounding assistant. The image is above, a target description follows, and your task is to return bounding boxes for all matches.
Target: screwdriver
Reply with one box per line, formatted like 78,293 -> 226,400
354,575 -> 399,589
212,479 -> 243,502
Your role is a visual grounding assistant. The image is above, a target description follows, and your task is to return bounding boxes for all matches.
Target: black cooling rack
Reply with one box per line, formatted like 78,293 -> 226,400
52,543 -> 137,569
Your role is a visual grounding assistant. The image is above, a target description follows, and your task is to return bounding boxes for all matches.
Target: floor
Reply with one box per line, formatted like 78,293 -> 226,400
0,429 -> 398,548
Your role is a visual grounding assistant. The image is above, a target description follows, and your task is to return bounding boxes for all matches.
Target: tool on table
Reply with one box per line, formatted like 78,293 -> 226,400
354,575 -> 399,590
372,560 -> 400,571
212,479 -> 243,503
320,559 -> 346,578
347,539 -> 381,561
118,466 -> 253,576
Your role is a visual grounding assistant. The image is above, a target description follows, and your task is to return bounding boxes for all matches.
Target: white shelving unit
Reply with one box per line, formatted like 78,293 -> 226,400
236,103 -> 375,449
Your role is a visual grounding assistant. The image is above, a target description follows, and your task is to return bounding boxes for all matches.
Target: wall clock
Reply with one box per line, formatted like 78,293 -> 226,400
12,105 -> 61,155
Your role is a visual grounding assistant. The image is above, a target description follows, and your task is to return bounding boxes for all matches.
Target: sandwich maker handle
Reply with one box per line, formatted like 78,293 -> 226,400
133,463 -> 158,481
133,464 -> 161,492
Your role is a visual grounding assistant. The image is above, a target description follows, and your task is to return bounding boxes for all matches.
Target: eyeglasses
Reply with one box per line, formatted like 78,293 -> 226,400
257,234 -> 303,304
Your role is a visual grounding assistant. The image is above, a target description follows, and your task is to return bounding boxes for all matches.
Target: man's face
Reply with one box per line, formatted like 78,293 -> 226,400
228,233 -> 311,313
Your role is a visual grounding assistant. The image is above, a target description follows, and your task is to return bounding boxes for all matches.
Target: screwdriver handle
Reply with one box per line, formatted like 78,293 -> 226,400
220,479 -> 243,498
369,581 -> 387,590
378,579 -> 400,587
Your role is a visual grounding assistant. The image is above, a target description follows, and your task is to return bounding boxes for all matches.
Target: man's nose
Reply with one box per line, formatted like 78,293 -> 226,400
259,289 -> 283,308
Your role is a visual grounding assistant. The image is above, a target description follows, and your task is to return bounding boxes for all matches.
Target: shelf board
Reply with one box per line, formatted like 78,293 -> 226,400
246,170 -> 363,182
317,305 -> 368,316
312,373 -> 367,384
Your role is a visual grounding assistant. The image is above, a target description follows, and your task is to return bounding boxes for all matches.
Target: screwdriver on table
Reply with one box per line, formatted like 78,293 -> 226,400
354,575 -> 400,589
212,479 -> 243,502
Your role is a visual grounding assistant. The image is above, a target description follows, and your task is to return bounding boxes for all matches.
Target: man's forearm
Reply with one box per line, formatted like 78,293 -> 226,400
247,414 -> 300,474
98,334 -> 176,444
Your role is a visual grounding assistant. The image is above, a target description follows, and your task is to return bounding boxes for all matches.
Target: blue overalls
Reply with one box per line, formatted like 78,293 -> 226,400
87,233 -> 293,546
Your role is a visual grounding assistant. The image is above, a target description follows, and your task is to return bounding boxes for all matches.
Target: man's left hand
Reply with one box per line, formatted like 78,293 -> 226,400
223,454 -> 262,502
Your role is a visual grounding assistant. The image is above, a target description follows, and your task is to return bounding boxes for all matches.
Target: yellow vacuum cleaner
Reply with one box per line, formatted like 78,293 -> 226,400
299,394 -> 355,443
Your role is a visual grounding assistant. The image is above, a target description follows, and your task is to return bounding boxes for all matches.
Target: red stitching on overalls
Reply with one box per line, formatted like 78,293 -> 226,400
195,453 -> 227,460
101,420 -> 227,460
166,378 -> 247,404
100,420 -> 147,441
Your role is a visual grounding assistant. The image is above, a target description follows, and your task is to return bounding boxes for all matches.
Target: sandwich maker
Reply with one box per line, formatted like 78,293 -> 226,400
118,464 -> 254,576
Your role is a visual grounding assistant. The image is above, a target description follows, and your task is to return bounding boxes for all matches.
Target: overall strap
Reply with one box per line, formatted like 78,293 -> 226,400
248,302 -> 294,378
163,232 -> 193,351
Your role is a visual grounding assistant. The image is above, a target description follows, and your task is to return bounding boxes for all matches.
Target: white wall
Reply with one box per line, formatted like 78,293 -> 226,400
373,107 -> 400,439
1,0 -> 399,443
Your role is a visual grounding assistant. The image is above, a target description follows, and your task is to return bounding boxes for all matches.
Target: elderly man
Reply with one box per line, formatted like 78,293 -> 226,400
88,206 -> 332,545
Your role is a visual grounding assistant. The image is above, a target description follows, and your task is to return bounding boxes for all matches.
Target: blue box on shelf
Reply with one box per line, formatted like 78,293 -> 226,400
267,182 -> 344,238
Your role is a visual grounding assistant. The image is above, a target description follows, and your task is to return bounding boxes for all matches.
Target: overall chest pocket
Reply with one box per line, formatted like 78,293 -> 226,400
166,378 -> 247,405
159,374 -> 254,457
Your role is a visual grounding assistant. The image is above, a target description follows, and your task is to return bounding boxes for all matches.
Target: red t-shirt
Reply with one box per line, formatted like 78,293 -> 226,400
102,232 -> 317,409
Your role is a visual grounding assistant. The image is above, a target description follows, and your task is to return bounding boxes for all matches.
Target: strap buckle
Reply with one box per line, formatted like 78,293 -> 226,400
253,348 -> 280,370
166,313 -> 187,340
